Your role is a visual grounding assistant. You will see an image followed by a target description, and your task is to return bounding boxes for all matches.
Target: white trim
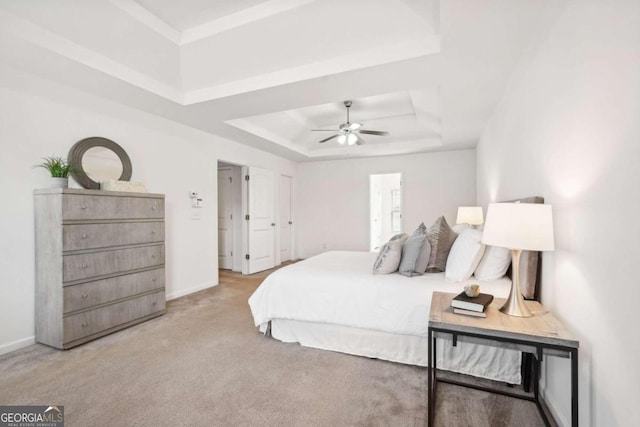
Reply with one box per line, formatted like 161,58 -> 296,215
166,281 -> 218,301
0,336 -> 36,356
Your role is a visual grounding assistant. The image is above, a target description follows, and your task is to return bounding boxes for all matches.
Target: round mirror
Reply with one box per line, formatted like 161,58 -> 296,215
68,137 -> 132,189
82,146 -> 124,183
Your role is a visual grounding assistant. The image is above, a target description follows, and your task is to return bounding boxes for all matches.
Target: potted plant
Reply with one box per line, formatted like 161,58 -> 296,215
37,156 -> 75,188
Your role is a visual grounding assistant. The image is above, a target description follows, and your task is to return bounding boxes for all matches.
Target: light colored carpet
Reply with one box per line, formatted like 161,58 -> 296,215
0,265 -> 546,426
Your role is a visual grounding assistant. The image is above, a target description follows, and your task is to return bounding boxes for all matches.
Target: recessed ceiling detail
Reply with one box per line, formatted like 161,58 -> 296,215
226,91 -> 442,158
0,0 -> 553,161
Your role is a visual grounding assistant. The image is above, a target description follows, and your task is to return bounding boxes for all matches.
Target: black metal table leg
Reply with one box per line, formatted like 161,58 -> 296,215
427,328 -> 433,427
571,349 -> 579,427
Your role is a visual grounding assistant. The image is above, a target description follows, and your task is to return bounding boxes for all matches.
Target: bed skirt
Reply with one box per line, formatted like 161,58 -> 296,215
262,319 -> 521,385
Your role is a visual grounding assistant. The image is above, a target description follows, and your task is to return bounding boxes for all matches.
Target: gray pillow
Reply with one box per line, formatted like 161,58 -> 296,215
426,216 -> 458,272
373,233 -> 408,274
398,233 -> 427,277
409,223 -> 432,273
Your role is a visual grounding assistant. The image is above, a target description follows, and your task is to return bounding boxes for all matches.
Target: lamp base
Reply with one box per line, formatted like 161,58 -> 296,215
499,249 -> 533,318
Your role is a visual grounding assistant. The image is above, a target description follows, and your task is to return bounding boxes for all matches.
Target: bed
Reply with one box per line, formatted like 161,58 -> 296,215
249,198 -> 543,385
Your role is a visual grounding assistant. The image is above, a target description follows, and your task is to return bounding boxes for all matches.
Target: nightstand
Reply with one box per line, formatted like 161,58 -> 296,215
427,292 -> 579,427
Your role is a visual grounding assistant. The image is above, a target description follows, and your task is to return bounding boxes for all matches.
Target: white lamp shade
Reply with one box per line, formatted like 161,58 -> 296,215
456,206 -> 484,225
482,203 -> 555,251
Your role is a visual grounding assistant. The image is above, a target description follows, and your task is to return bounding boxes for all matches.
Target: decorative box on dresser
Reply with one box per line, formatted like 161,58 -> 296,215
34,188 -> 166,349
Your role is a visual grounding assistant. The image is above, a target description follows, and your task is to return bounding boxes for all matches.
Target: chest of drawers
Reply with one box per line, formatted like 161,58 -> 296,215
34,188 -> 166,349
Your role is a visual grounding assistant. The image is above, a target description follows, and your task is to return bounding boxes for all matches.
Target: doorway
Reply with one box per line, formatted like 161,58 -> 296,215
369,173 -> 402,252
217,162 -> 242,271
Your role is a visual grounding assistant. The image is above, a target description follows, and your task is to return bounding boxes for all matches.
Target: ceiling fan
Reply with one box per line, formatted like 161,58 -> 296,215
311,100 -> 390,145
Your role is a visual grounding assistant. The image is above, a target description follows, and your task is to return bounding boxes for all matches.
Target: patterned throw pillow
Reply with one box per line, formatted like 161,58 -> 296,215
373,233 -> 409,274
426,216 -> 458,272
410,223 -> 432,273
398,223 -> 430,276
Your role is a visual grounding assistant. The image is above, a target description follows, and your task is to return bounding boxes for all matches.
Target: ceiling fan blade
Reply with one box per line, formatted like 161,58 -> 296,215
319,134 -> 339,143
358,130 -> 390,136
355,135 -> 366,145
311,129 -> 341,132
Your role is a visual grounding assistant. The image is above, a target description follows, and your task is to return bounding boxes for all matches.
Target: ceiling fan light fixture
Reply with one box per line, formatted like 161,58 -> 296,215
337,134 -> 347,145
347,134 -> 358,145
349,122 -> 362,130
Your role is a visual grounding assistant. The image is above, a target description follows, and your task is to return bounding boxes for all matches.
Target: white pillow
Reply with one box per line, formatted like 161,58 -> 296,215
474,245 -> 511,280
373,234 -> 408,274
452,223 -> 471,234
445,229 -> 486,282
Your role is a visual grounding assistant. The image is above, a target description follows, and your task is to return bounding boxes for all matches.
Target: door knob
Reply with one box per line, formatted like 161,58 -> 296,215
271,223 -> 276,227
288,221 -> 293,225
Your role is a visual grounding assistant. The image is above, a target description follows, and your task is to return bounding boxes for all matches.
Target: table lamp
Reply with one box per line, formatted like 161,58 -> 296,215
456,206 -> 484,227
482,203 -> 554,317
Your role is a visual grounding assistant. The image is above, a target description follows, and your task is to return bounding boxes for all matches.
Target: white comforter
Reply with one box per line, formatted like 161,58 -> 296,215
249,251 -> 512,337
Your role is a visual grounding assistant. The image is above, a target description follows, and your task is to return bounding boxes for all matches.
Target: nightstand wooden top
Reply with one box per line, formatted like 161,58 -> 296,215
429,292 -> 578,349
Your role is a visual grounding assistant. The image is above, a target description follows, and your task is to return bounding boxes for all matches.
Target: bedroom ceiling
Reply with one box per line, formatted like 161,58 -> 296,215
0,0 -> 553,161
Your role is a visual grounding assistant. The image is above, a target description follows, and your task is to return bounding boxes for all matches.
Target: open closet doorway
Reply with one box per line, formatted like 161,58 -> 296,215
217,162 -> 243,271
370,173 -> 402,252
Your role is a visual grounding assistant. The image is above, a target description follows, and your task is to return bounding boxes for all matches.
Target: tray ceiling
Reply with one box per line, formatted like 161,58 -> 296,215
0,0 -> 553,161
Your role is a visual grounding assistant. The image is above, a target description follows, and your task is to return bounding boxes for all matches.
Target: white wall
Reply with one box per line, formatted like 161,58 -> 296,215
476,1 -> 640,425
0,66 -> 296,354
296,150 -> 476,258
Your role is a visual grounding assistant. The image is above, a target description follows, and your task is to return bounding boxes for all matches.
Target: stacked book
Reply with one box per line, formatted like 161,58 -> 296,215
451,292 -> 494,318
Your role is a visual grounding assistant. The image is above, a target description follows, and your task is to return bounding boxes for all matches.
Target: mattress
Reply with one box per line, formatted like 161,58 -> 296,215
248,251 -> 521,384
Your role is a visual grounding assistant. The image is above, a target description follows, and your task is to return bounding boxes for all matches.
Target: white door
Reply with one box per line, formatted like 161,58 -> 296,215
245,166 -> 275,274
218,169 -> 234,269
279,175 -> 292,262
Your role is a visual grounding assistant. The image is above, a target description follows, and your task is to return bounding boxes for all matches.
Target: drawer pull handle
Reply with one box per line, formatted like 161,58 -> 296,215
151,206 -> 157,211
81,322 -> 88,328
152,278 -> 157,282
81,206 -> 87,210
151,302 -> 157,306
151,230 -> 156,234
152,254 -> 156,259
81,234 -> 88,239
81,264 -> 88,269
81,293 -> 88,299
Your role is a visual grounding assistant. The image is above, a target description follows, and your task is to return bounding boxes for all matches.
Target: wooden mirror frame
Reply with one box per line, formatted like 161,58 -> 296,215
68,137 -> 132,189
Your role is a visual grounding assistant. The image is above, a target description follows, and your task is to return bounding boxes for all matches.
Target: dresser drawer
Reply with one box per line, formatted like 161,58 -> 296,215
62,195 -> 164,220
64,268 -> 165,313
63,291 -> 165,343
63,222 -> 164,251
63,245 -> 164,282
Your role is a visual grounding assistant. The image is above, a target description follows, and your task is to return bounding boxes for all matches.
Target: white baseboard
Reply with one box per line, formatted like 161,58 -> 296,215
166,281 -> 218,301
0,336 -> 35,356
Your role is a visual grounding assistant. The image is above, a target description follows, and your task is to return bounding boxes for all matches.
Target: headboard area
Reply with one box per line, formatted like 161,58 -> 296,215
500,196 -> 544,301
